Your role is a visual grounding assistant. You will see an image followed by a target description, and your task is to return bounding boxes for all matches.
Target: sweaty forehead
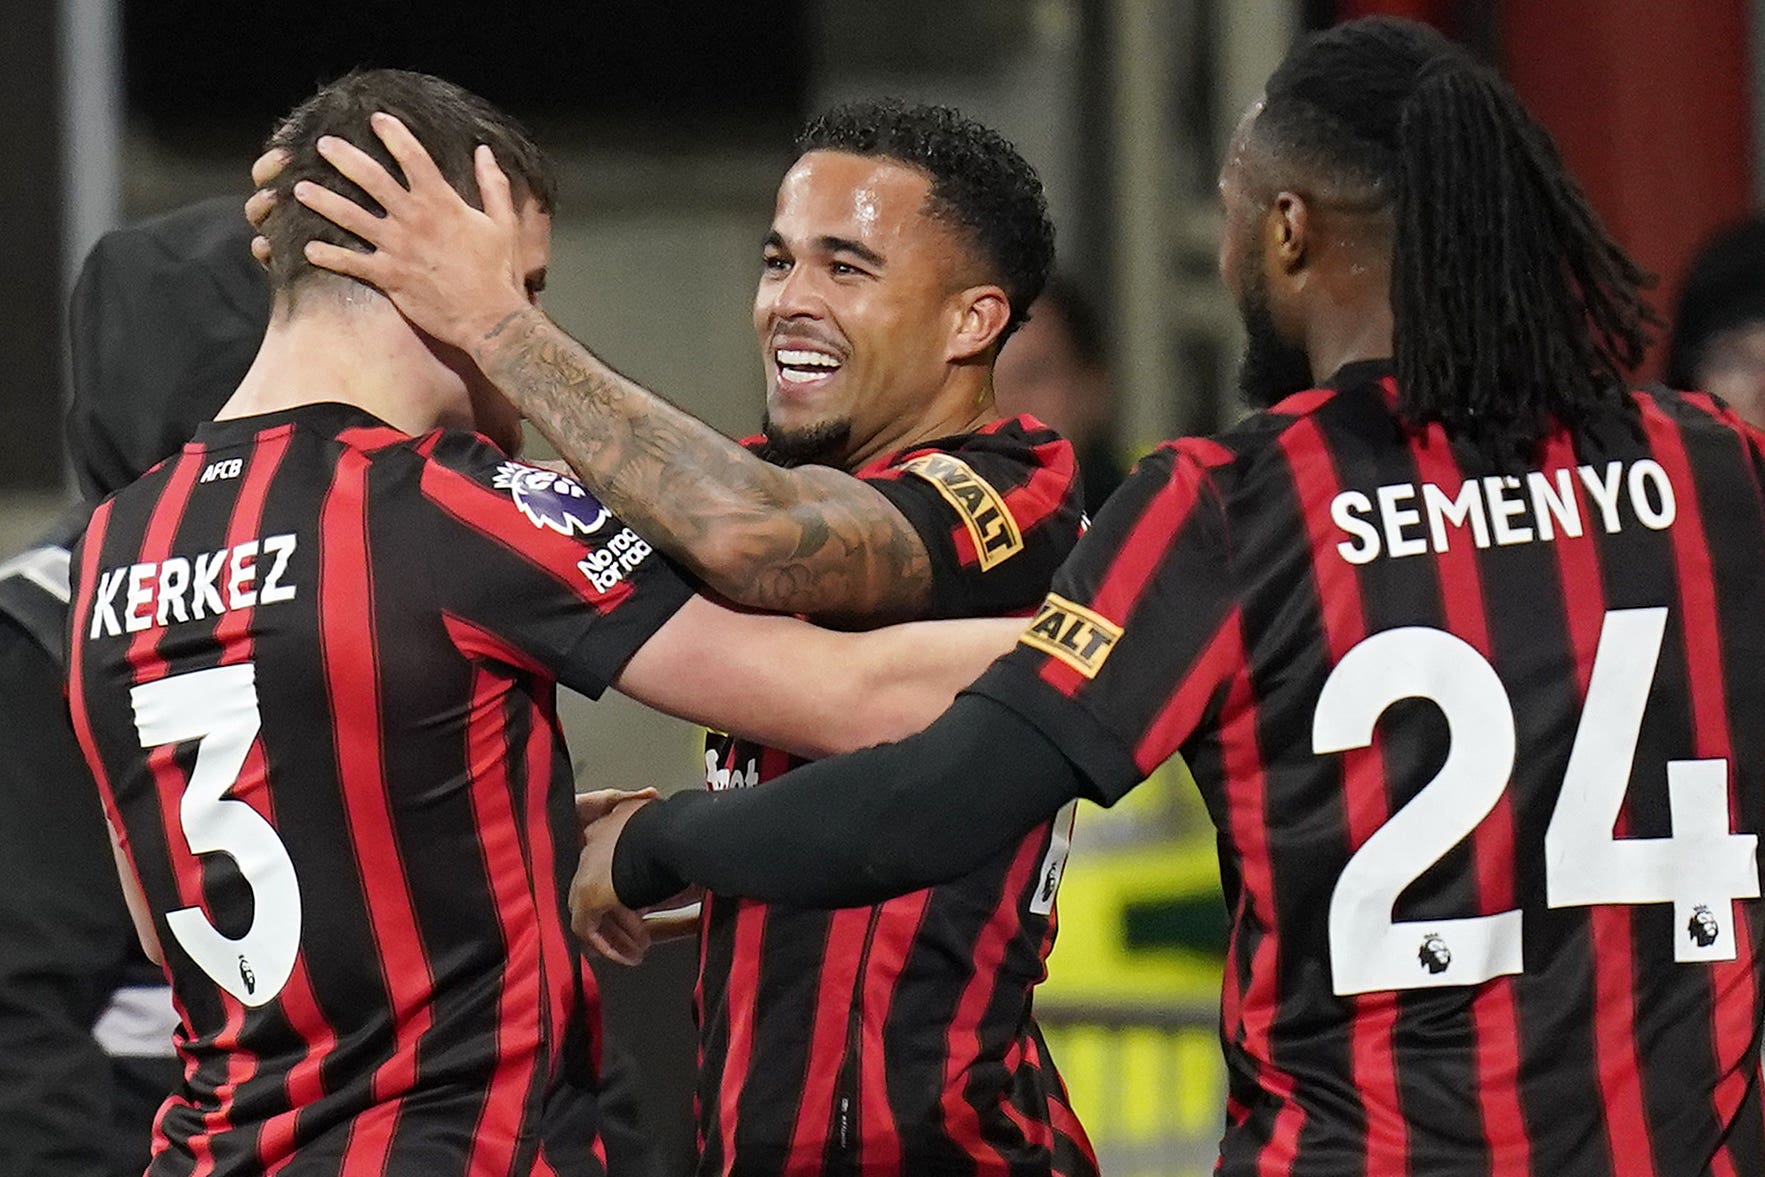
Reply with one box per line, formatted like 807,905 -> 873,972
1218,99 -> 1271,196
772,151 -> 936,247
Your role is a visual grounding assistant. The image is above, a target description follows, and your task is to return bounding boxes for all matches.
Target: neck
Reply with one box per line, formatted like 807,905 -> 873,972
218,287 -> 472,437
841,364 -> 998,470
1302,249 -> 1395,384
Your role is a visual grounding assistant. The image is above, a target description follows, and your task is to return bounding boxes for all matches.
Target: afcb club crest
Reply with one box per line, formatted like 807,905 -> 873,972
493,462 -> 610,537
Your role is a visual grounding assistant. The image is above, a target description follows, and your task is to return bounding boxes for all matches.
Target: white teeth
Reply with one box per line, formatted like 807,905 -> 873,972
776,348 -> 841,368
779,367 -> 827,384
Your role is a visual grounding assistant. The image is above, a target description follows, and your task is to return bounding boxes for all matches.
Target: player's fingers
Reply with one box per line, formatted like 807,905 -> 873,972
583,927 -> 640,967
370,112 -> 450,196
608,906 -> 653,954
314,134 -> 410,211
575,788 -> 657,824
251,234 -> 272,270
293,181 -> 387,245
475,146 -> 517,225
250,147 -> 290,189
590,912 -> 648,966
575,789 -> 627,823
303,240 -> 382,285
244,187 -> 276,231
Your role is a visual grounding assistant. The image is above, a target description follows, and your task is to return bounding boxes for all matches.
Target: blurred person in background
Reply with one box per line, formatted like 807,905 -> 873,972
0,197 -> 262,1177
278,97 -> 1096,1176
1666,217 -> 1765,429
993,275 -> 1127,514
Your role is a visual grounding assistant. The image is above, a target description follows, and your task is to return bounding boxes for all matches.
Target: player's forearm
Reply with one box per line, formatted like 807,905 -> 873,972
611,694 -> 1083,908
473,308 -> 930,618
815,615 -> 1026,754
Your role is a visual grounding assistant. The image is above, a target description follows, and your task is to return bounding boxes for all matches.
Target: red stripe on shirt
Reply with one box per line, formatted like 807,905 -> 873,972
1132,616 -> 1243,775
119,448 -> 233,1174
1277,417 -> 1401,1176
1639,399 -> 1759,1177
320,446 -> 437,1175
67,502 -> 207,1157
1038,450 -> 1207,699
1219,647 -> 1304,1177
939,835 -> 1044,1174
210,428 -> 340,1174
716,900 -> 767,1176
1535,428 -> 1658,1177
782,906 -> 870,1171
855,890 -> 932,1172
462,663 -> 547,1177
419,459 -> 631,613
1404,427 -> 1533,1177
997,425 -> 1080,538
524,683 -> 578,1082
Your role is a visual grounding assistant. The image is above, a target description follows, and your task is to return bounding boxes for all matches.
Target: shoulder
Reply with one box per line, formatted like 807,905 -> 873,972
1633,382 -> 1757,437
413,432 -> 621,542
867,415 -> 1077,499
894,414 -> 1073,468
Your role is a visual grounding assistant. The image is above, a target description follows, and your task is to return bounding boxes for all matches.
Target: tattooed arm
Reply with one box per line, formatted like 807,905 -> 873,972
473,307 -> 933,620
287,114 -> 936,622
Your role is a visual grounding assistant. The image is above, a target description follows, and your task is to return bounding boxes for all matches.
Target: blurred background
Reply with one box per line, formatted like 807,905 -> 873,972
2,1 -> 1759,1172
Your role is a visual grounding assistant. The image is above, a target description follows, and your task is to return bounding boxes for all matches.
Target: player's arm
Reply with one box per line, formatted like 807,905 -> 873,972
569,694 -> 1089,936
286,116 -> 937,622
610,595 -> 1025,760
573,441 -> 1238,930
105,816 -> 163,967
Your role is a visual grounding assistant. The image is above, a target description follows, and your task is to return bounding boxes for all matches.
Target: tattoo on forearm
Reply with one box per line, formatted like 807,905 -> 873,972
476,308 -> 933,619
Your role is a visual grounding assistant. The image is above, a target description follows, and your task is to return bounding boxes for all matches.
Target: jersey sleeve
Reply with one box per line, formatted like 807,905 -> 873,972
415,434 -> 697,698
864,417 -> 1085,618
962,440 -> 1242,805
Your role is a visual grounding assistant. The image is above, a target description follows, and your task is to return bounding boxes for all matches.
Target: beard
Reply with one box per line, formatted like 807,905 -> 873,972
755,413 -> 853,468
1236,270 -> 1316,410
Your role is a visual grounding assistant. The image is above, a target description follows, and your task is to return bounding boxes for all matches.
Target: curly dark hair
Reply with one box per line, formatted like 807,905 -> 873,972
1257,17 -> 1656,467
796,99 -> 1055,347
263,69 -> 556,305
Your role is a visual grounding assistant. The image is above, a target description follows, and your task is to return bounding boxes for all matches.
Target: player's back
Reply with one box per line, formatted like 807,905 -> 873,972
66,404 -> 682,1177
1191,363 -> 1765,1176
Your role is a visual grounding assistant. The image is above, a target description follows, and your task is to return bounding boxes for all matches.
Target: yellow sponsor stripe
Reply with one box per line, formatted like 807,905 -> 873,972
1020,593 -> 1123,679
901,453 -> 1024,571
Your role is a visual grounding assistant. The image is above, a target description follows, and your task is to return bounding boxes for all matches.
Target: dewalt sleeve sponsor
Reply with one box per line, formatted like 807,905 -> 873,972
1019,593 -> 1122,678
901,453 -> 1024,571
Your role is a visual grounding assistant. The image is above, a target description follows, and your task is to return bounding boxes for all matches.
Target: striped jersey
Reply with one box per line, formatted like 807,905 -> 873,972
700,416 -> 1096,1176
66,403 -> 695,1177
968,361 -> 1765,1177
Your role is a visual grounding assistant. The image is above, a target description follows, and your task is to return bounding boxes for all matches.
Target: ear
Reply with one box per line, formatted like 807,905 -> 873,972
946,285 -> 1013,363
1268,191 -> 1311,276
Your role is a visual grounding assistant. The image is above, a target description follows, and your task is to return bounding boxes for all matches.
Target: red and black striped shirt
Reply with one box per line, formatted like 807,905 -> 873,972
699,416 -> 1097,1176
67,403 -> 695,1177
970,362 -> 1765,1177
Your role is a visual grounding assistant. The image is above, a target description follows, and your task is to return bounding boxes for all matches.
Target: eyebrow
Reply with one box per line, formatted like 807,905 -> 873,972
762,230 -> 886,270
820,235 -> 886,269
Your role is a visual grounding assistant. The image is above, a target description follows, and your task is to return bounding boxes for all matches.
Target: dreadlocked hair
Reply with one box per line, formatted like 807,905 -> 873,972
1260,17 -> 1658,468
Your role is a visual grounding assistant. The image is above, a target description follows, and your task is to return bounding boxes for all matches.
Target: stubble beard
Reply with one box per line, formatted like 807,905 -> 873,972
1236,266 -> 1316,410
755,413 -> 854,468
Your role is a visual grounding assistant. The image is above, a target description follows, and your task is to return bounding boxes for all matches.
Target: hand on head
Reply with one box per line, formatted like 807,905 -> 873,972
243,113 -> 537,349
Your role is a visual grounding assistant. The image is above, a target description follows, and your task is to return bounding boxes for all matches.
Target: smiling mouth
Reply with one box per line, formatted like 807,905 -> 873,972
775,347 -> 844,385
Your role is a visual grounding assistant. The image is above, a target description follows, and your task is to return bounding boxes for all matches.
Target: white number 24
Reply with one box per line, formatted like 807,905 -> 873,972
131,663 -> 301,1007
1315,608 -> 1758,996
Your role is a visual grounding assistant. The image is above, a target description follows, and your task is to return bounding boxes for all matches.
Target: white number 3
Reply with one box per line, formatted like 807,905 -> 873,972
1315,608 -> 1758,996
131,664 -> 301,1007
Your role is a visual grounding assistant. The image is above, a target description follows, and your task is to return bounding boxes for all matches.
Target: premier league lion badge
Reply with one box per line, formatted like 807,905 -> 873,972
492,462 -> 610,537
